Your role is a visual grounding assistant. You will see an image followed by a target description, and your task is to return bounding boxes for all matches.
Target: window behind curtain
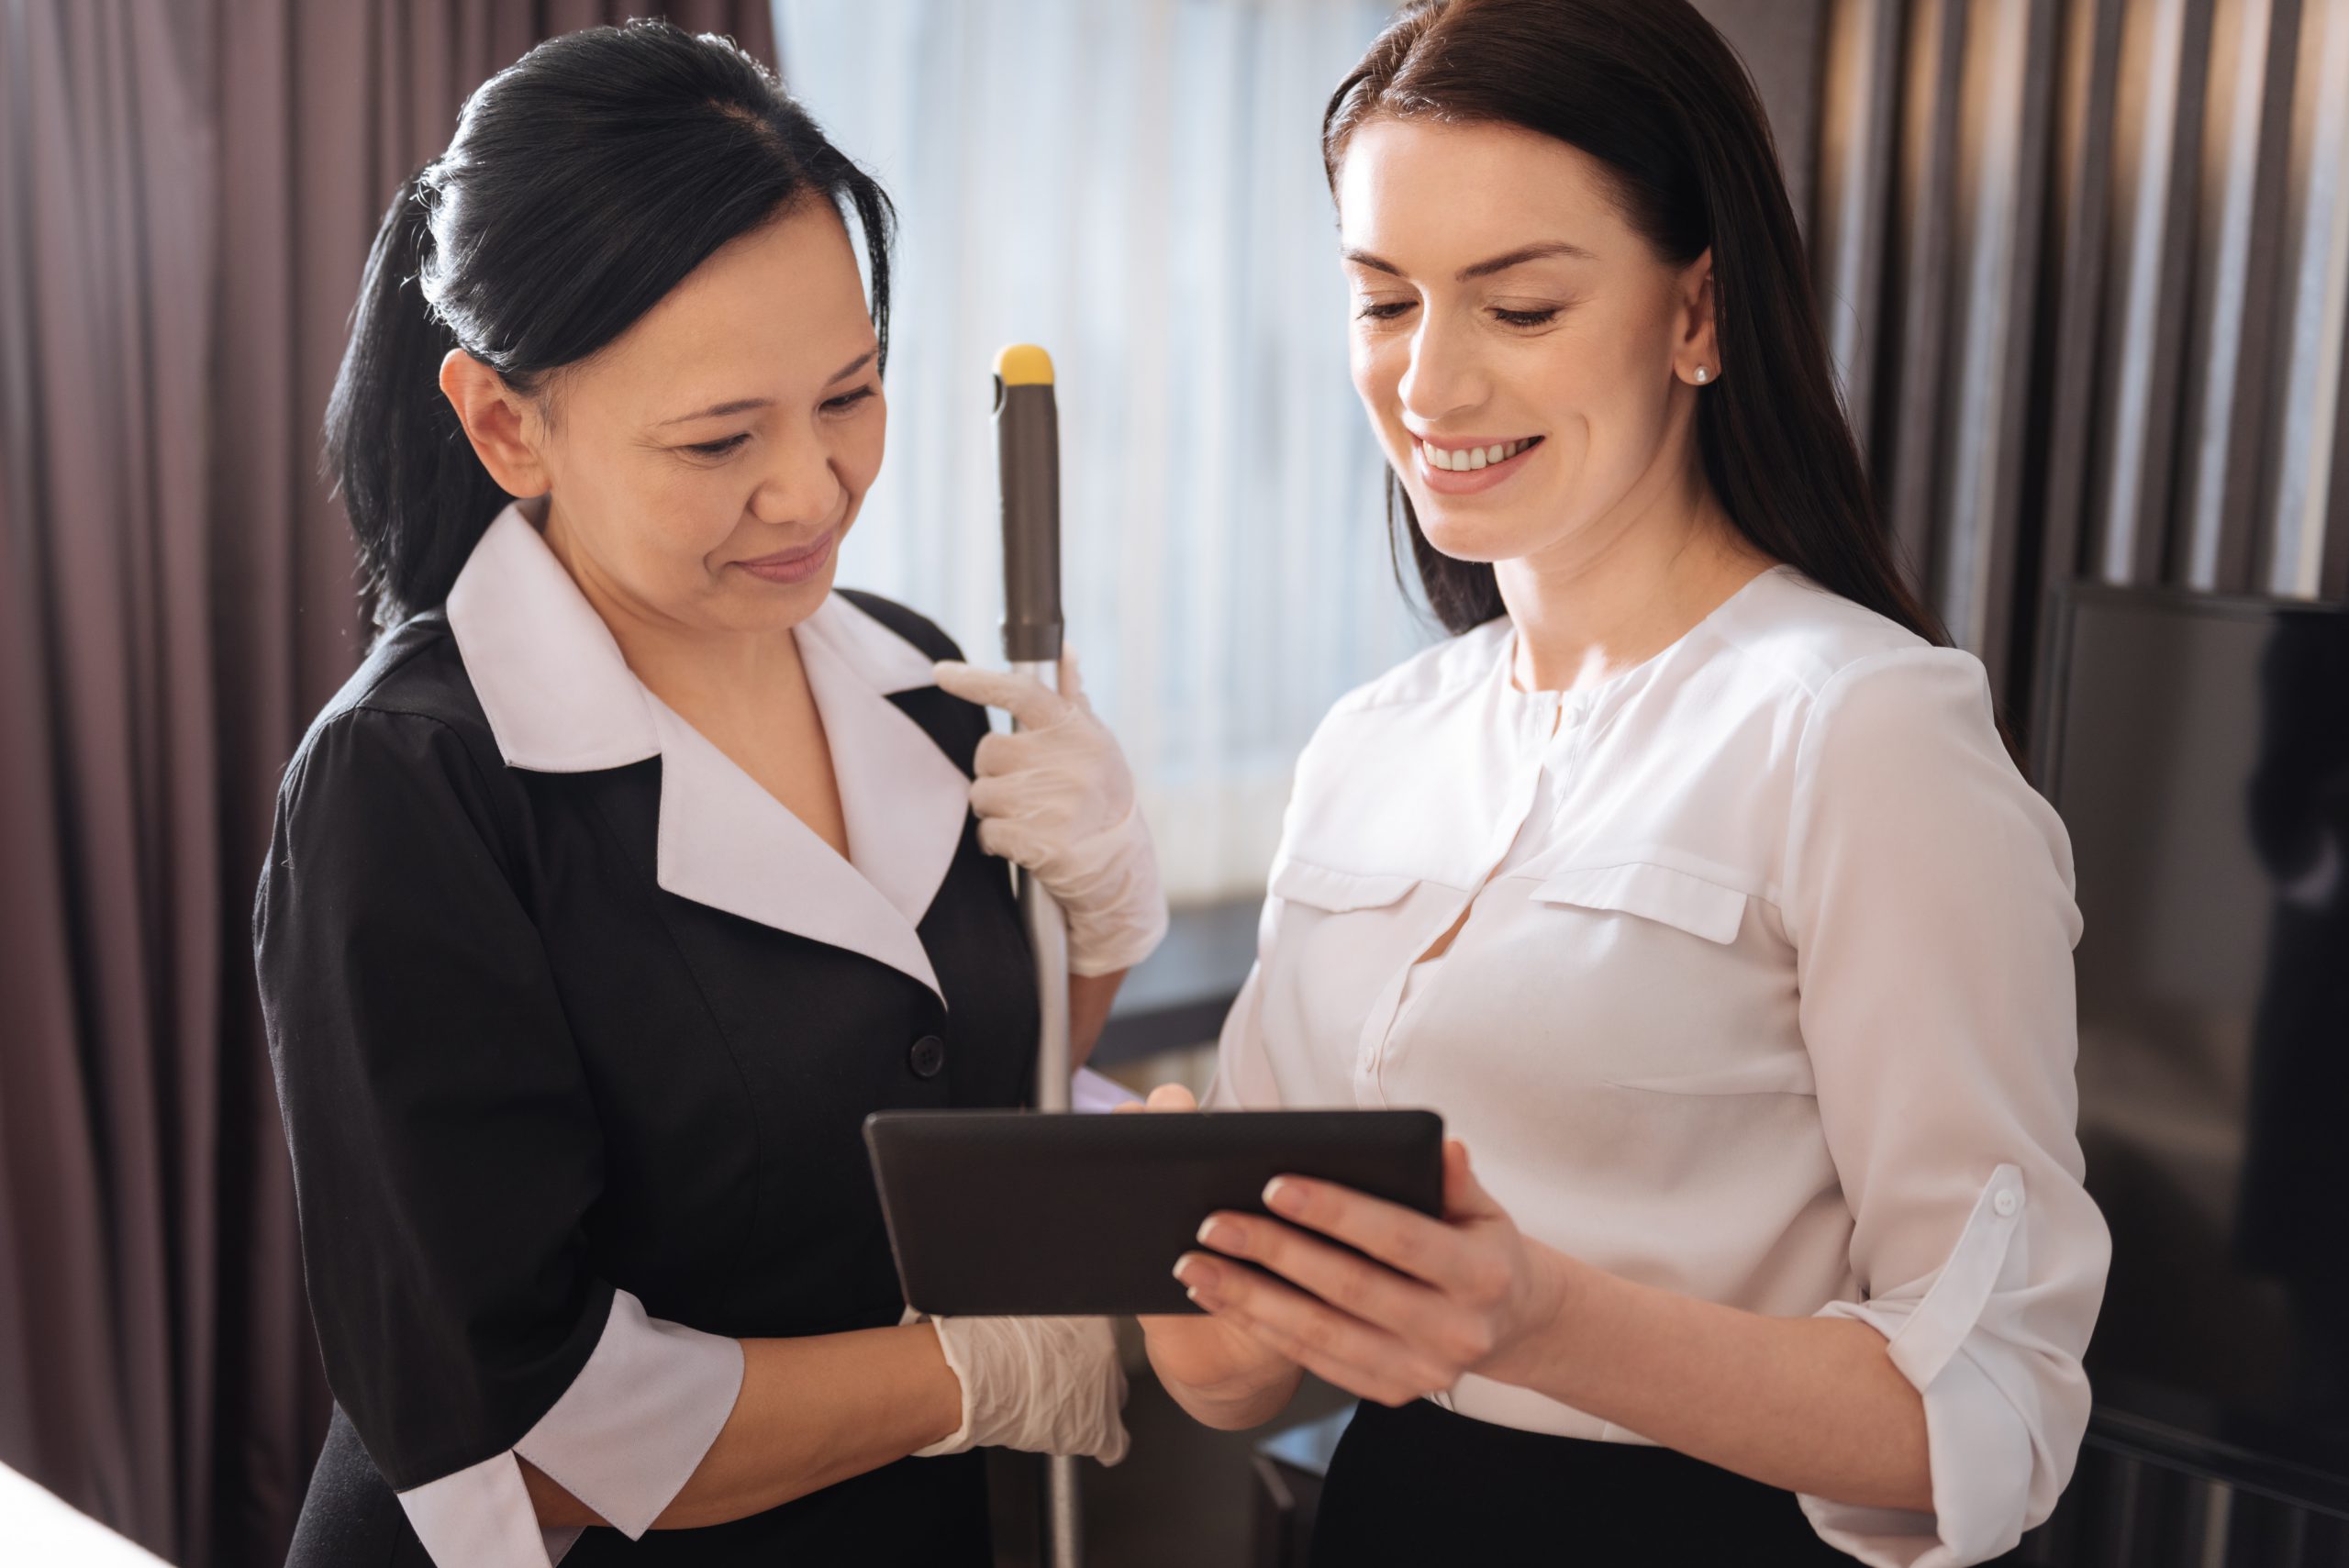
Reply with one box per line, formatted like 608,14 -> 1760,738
774,0 -> 1435,904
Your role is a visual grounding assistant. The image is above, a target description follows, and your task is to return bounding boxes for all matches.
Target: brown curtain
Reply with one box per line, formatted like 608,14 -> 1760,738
0,4 -> 774,1564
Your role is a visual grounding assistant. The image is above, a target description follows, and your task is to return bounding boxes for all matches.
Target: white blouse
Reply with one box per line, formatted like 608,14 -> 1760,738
1206,564 -> 2110,1568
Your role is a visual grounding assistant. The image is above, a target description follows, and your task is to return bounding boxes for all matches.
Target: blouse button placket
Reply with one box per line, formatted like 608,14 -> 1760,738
1352,690 -> 1566,1104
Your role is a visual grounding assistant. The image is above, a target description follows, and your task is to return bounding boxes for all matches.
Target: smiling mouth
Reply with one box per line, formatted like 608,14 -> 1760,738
1414,435 -> 1542,474
734,529 -> 837,584
741,535 -> 830,567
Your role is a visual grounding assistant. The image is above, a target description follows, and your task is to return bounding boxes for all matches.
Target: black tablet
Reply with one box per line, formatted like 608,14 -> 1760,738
863,1108 -> 1445,1317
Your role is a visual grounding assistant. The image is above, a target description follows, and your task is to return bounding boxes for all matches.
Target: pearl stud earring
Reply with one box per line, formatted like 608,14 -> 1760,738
1694,366 -> 1709,384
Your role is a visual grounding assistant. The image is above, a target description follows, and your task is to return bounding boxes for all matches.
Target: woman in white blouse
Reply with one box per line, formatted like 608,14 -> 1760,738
1130,3 -> 2110,1563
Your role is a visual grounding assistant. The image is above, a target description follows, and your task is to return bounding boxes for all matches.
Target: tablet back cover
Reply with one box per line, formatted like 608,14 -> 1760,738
864,1109 -> 1443,1317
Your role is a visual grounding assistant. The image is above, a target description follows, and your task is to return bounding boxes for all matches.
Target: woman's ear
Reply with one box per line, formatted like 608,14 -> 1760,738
439,349 -> 550,496
1675,246 -> 1720,387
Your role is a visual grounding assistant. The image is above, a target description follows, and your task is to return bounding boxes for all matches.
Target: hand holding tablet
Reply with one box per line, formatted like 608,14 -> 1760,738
1130,1084 -> 1576,1420
1120,1084 -> 1325,1428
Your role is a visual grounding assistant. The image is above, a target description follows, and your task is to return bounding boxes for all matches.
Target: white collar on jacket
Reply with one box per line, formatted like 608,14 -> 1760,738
445,502 -> 966,1004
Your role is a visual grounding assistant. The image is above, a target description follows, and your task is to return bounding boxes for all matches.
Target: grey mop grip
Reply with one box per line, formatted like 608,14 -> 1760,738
995,370 -> 1063,664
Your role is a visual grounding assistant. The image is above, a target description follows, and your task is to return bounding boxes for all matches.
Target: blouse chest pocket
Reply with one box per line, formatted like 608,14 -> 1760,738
1263,857 -> 1428,1051
1521,855 -> 1812,1097
1526,857 -> 1750,946
1267,856 -> 1423,914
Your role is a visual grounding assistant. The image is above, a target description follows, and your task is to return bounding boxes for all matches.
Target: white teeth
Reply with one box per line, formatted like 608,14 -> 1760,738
1422,438 -> 1535,470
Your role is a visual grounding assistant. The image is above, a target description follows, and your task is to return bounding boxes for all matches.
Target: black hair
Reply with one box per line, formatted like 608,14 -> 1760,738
1324,0 -> 1946,648
322,19 -> 895,629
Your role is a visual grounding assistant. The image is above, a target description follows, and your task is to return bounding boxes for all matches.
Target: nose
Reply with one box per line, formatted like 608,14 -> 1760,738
747,421 -> 847,528
1397,310 -> 1490,427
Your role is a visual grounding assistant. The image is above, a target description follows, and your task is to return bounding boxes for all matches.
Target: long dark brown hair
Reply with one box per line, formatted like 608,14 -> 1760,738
1325,0 -> 1945,646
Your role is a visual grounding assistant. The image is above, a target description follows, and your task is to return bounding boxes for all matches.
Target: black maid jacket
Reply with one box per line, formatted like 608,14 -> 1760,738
257,505 -> 1037,1567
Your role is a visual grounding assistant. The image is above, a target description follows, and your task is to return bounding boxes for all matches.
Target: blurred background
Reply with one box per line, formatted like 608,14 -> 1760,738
3,1 -> 2345,1563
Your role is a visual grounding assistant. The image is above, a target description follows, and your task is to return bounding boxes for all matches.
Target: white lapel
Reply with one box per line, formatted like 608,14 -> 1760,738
796,596 -> 973,929
445,506 -> 661,772
646,693 -> 946,1001
444,504 -> 970,1005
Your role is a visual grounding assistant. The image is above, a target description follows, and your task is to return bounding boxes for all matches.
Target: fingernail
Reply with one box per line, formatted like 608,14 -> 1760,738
1264,1177 -> 1299,1213
1174,1254 -> 1219,1291
1197,1217 -> 1239,1251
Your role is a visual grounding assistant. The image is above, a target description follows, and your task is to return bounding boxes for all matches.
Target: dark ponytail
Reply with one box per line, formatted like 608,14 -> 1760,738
1324,0 -> 1947,650
326,173 -> 511,632
322,20 -> 895,629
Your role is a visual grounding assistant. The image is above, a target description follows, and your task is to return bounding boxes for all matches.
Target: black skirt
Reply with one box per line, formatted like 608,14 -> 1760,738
1310,1398 -> 1861,1566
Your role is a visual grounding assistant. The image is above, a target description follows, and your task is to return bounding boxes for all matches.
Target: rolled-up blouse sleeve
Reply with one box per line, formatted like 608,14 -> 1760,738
255,707 -> 742,1567
1781,650 -> 2110,1567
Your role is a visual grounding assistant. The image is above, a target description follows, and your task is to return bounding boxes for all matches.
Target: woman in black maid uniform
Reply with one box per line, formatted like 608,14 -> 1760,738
256,22 -> 1163,1567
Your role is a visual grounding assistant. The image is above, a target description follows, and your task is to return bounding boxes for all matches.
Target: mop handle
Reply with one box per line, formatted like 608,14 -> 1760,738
996,343 -> 1085,1568
991,350 -> 1075,1107
996,345 -> 1074,1112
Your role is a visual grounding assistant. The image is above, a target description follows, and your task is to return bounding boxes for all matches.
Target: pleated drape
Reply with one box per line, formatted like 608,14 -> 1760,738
1806,0 -> 2349,731
0,8 -> 772,1562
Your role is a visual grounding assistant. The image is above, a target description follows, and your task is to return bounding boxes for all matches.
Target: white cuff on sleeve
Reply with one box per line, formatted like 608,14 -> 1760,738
396,1451 -> 553,1568
395,1289 -> 746,1567
1798,1342 -> 2038,1567
1799,1165 -> 2039,1567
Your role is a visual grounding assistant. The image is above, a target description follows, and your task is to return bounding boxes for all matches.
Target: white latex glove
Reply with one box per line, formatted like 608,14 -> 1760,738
930,650 -> 1168,976
914,1314 -> 1130,1465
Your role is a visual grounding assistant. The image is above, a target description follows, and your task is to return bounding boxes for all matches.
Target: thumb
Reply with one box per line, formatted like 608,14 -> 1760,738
1442,1139 -> 1504,1223
1143,1082 -> 1198,1112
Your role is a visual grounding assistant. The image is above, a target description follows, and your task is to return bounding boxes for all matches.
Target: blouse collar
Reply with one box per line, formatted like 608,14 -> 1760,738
1490,563 -> 1802,737
444,502 -> 964,1003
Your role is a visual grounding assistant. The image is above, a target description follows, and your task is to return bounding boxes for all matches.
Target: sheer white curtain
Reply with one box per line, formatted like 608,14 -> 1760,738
774,0 -> 1431,904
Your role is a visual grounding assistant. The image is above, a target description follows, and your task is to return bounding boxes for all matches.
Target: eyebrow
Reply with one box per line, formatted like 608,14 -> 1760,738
655,350 -> 878,427
1343,241 -> 1596,281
